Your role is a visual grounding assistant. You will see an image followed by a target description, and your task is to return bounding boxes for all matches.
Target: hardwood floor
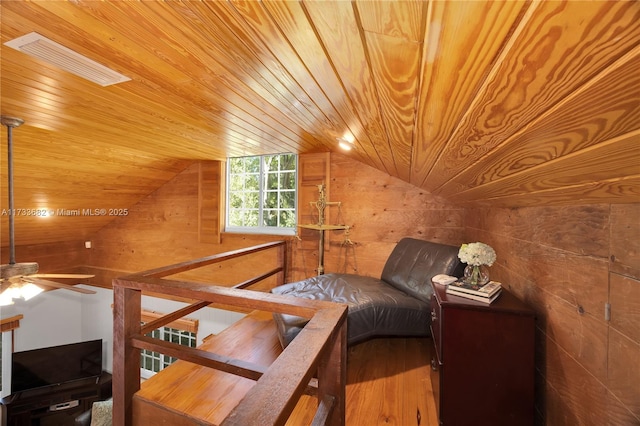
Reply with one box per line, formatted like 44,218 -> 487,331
135,311 -> 438,425
347,337 -> 438,426
287,337 -> 439,426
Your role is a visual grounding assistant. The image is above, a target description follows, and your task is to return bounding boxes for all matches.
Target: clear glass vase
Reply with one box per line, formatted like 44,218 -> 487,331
463,265 -> 490,287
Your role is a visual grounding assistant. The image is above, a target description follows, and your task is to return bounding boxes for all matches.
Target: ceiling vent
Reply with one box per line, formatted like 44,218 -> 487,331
4,32 -> 131,86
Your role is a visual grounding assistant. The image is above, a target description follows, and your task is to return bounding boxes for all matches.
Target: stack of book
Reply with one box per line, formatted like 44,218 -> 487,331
446,280 -> 502,303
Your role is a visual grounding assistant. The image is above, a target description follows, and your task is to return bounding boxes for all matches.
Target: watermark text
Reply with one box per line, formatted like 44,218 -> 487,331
1,208 -> 129,217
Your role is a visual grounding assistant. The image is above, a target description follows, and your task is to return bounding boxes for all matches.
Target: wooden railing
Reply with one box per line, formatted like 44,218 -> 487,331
112,241 -> 347,426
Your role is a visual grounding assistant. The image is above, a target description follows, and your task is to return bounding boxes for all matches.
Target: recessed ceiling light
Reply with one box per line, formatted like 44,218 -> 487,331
4,32 -> 131,86
337,136 -> 354,151
338,140 -> 352,151
341,133 -> 355,144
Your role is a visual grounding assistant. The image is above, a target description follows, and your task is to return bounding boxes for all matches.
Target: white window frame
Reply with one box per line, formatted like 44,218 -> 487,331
140,326 -> 197,379
225,153 -> 297,236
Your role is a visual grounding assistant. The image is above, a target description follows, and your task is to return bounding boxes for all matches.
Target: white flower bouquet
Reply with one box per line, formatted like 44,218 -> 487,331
458,242 -> 496,267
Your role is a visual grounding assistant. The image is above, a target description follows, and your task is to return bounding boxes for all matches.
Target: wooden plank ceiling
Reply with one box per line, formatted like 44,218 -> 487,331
1,0 -> 639,246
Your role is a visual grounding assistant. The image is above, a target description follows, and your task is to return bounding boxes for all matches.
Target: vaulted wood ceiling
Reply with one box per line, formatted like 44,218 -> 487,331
1,1 -> 639,246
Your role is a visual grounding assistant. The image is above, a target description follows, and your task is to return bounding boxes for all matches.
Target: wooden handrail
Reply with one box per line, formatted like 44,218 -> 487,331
0,314 -> 23,333
112,241 -> 347,426
132,334 -> 267,380
233,266 -> 283,289
139,300 -> 208,335
131,241 -> 286,278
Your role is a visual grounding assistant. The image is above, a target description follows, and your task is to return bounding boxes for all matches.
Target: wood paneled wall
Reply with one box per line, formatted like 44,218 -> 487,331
0,240 -> 88,275
84,152 -> 465,289
464,204 -> 640,425
291,152 -> 465,281
85,162 -> 290,299
6,153 -> 637,425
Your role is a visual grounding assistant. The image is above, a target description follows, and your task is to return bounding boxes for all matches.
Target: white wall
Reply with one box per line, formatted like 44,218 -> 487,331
1,290 -> 83,351
1,331 -> 13,398
1,286 -> 245,375
79,286 -> 116,372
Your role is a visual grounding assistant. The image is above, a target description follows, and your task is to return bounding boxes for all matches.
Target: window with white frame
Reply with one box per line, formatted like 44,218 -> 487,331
226,153 -> 297,235
139,312 -> 198,379
140,326 -> 196,378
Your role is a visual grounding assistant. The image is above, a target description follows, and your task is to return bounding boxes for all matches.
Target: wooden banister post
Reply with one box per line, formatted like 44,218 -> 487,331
276,241 -> 286,286
316,312 -> 347,425
108,240 -> 343,425
113,285 -> 142,426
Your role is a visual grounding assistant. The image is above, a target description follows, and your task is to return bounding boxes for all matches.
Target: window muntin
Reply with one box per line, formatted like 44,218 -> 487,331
227,153 -> 297,234
140,325 -> 197,379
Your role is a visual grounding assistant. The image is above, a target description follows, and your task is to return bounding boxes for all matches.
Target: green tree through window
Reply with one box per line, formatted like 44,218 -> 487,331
227,153 -> 297,234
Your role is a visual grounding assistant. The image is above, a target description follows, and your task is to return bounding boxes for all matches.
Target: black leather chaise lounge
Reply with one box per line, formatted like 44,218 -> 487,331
271,237 -> 464,347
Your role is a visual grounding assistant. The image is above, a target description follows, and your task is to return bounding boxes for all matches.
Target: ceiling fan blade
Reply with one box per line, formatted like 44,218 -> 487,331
30,273 -> 95,279
28,278 -> 96,294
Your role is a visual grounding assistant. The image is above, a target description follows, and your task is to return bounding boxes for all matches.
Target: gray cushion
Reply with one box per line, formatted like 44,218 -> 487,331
271,238 -> 464,347
272,273 -> 430,346
381,238 -> 463,303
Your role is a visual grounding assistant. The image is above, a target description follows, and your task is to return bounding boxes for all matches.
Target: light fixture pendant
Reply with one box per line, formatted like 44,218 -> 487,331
1,115 -> 25,266
1,116 -> 24,128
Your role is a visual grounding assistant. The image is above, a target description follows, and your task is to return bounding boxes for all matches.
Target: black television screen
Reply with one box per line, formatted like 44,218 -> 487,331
11,339 -> 103,394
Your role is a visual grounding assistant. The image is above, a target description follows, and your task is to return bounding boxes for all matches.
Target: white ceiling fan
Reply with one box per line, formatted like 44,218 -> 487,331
1,115 -> 96,305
